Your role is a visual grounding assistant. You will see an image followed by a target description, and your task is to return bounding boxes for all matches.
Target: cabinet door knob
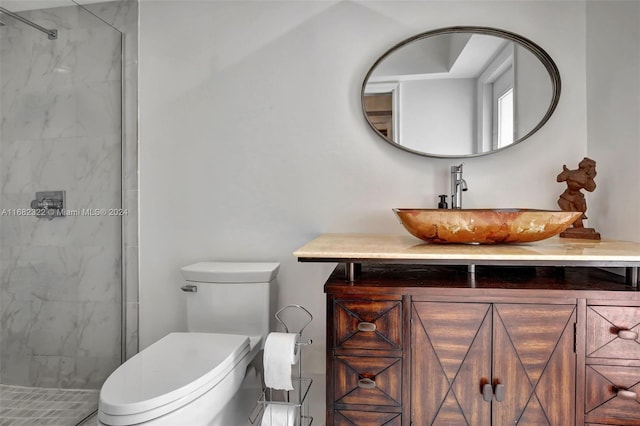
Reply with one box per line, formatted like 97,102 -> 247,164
358,378 -> 376,389
617,389 -> 637,400
482,383 -> 493,402
494,383 -> 505,402
357,322 -> 376,332
617,329 -> 638,340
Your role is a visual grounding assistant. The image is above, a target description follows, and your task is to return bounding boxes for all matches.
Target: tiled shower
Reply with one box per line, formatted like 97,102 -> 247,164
0,1 -> 137,424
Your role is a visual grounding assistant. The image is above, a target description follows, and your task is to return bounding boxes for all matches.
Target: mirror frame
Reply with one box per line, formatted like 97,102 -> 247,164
361,26 -> 561,158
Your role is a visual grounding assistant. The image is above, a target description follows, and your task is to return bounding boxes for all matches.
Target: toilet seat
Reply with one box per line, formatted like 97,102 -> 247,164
99,332 -> 250,425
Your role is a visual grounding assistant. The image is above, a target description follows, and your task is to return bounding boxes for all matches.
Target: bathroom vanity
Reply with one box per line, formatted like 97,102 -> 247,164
294,234 -> 640,426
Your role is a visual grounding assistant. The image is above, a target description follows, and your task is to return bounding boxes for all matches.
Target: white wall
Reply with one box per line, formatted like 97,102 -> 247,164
586,1 -> 640,242
139,0 -> 591,373
401,78 -> 475,155
515,43 -> 553,140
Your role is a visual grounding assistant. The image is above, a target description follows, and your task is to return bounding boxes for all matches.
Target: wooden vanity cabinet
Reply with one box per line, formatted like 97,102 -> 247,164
324,265 -> 640,426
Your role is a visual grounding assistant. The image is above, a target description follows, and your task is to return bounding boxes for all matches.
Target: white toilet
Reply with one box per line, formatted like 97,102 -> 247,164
98,262 -> 279,426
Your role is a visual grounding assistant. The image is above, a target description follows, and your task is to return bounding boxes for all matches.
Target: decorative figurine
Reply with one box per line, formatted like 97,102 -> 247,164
556,157 -> 601,239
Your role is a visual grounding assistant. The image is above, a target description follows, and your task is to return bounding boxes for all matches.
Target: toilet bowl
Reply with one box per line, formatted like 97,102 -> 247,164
99,332 -> 259,425
98,262 -> 279,425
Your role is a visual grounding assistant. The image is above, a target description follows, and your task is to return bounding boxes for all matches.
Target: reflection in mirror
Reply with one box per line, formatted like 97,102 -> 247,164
362,27 -> 561,158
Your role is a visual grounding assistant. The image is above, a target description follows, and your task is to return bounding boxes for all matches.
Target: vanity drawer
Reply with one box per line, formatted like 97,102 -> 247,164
334,409 -> 401,426
333,299 -> 402,351
587,305 -> 640,360
585,364 -> 640,422
334,355 -> 402,407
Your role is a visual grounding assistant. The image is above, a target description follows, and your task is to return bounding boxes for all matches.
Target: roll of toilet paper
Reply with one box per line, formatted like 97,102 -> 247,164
263,332 -> 299,391
261,404 -> 299,426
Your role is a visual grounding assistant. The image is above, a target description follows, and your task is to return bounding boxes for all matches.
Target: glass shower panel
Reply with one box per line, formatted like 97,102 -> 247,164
0,1 -> 122,423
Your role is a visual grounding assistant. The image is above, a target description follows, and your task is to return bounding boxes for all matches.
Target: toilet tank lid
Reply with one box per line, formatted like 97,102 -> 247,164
180,262 -> 280,283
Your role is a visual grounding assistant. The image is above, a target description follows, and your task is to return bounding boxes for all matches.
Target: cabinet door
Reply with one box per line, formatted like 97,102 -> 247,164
412,302 -> 577,426
412,302 -> 492,425
492,304 -> 576,426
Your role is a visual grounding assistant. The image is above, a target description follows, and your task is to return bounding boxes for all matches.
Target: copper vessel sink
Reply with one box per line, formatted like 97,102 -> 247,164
393,208 -> 582,244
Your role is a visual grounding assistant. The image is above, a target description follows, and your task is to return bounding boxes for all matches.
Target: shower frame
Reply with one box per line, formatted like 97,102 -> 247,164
0,6 -> 57,39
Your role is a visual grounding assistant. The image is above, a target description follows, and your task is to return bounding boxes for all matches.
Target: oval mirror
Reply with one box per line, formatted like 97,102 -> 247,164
362,26 -> 561,158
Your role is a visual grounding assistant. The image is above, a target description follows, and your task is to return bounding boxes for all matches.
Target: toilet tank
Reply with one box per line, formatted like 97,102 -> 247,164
180,262 -> 279,345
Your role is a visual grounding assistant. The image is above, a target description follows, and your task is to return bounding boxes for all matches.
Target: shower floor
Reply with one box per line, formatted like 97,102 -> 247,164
0,384 -> 98,426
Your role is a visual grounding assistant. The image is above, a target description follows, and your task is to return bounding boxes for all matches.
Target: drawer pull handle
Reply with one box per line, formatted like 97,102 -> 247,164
358,378 -> 376,389
617,330 -> 638,340
357,322 -> 376,332
617,389 -> 637,400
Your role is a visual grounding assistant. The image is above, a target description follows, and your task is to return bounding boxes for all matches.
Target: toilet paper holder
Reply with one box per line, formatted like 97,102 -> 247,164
275,304 -> 313,348
250,304 -> 314,426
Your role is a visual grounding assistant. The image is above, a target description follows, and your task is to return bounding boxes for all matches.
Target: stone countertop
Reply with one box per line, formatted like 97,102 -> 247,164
293,233 -> 640,267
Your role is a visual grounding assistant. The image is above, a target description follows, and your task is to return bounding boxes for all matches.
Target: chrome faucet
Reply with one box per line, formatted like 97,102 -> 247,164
450,163 -> 468,209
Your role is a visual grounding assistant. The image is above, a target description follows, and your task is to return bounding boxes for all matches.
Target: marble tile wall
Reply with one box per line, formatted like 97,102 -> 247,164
0,0 -> 136,389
